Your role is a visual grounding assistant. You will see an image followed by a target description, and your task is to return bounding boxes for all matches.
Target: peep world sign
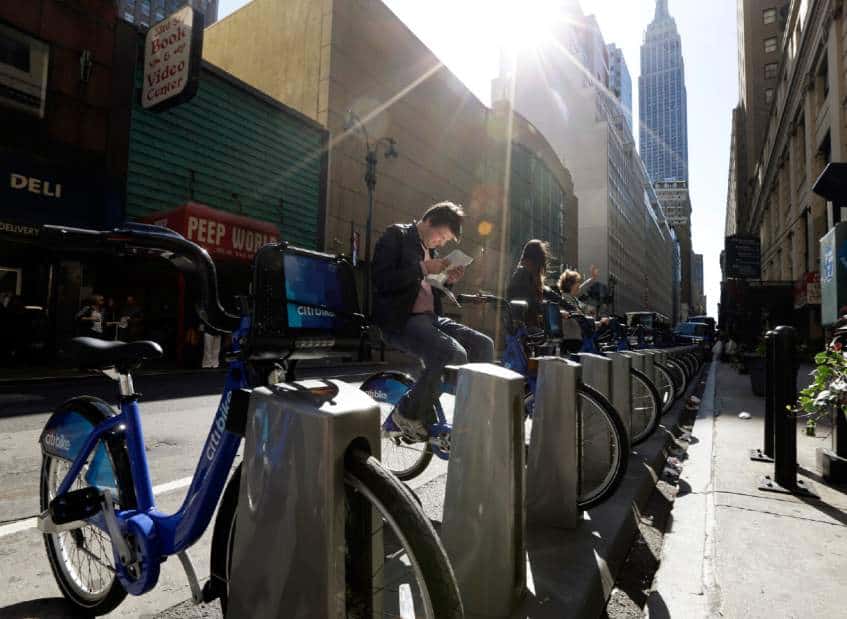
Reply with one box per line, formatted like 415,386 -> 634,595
142,6 -> 203,111
146,203 -> 279,261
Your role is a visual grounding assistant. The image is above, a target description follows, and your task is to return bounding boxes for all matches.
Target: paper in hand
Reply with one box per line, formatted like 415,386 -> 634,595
424,250 -> 474,306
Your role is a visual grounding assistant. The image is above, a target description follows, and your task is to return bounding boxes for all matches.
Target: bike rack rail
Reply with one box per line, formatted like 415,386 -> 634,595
227,380 -> 382,618
527,356 -> 580,529
441,363 -> 527,617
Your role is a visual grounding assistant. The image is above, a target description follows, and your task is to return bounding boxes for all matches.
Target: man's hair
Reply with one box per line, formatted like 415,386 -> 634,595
422,201 -> 464,240
559,269 -> 582,293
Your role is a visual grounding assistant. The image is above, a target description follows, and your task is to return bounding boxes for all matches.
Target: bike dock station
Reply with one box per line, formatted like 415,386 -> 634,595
227,380 -> 384,618
526,357 -> 580,529
440,363 -> 527,617
579,352 -> 633,443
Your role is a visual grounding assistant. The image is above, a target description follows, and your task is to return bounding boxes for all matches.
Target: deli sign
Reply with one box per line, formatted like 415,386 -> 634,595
142,6 -> 203,111
145,203 -> 278,261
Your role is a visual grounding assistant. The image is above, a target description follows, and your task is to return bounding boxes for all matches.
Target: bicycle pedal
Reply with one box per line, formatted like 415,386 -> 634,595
50,487 -> 104,525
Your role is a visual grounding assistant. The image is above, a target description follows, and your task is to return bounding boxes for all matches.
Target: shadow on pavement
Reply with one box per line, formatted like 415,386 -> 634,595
0,597 -> 90,619
644,591 -> 671,619
0,371 -> 229,418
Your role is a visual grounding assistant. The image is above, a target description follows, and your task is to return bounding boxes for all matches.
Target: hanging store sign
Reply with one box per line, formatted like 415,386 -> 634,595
142,6 -> 203,111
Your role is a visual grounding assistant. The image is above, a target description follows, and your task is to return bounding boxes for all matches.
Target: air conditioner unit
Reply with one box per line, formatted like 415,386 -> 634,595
0,23 -> 49,118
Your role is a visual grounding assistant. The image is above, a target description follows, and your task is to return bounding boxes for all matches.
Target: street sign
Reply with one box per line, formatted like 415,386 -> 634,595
142,6 -> 203,111
820,223 -> 847,326
725,235 -> 761,279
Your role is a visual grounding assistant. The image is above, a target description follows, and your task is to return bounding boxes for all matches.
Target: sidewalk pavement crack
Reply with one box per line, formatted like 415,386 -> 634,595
679,488 -> 847,512
714,502 -> 847,527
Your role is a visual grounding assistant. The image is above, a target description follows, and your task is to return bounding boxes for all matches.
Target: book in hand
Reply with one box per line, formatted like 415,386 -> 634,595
425,249 -> 474,306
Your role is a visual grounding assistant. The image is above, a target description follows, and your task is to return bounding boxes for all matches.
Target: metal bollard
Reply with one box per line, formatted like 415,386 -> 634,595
750,331 -> 776,462
227,380 -> 382,618
758,326 -> 818,497
526,356 -> 580,529
441,363 -> 527,618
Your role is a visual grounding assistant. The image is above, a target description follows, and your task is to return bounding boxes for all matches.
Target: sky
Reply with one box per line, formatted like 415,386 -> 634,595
217,0 -> 737,318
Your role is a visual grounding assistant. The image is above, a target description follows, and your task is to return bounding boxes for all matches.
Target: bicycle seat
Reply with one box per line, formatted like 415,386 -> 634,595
71,337 -> 163,372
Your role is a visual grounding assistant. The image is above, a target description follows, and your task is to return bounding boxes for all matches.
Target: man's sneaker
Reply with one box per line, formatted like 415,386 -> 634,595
391,411 -> 430,443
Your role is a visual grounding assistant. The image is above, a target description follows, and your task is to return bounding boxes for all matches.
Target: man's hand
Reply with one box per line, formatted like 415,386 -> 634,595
445,265 -> 465,284
423,258 -> 449,274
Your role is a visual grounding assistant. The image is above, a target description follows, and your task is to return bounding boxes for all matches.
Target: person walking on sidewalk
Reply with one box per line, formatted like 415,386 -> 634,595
371,201 -> 494,440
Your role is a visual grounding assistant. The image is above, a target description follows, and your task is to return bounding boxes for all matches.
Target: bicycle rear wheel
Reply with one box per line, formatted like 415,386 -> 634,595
629,368 -> 661,445
212,454 -> 463,618
40,399 -> 135,616
576,383 -> 629,509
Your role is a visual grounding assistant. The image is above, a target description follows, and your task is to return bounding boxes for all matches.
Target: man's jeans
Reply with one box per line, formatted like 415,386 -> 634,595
382,314 -> 495,423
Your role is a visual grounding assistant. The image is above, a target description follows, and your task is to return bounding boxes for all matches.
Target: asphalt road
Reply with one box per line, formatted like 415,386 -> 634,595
0,368 -> 450,618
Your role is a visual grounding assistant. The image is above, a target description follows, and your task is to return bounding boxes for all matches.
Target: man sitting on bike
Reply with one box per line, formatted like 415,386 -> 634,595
371,202 -> 495,441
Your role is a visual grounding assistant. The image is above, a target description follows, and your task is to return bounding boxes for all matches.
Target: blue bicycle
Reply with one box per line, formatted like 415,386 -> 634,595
361,293 -> 629,509
36,226 -> 462,618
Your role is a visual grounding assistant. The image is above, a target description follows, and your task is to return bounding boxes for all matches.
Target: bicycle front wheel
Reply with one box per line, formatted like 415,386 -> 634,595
654,364 -> 675,414
577,383 -> 629,509
664,359 -> 688,399
213,453 -> 463,618
629,368 -> 661,445
361,373 -> 434,481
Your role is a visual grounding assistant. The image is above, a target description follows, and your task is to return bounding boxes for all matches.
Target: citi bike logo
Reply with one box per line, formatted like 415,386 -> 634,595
44,432 -> 71,452
297,306 -> 335,318
206,392 -> 231,461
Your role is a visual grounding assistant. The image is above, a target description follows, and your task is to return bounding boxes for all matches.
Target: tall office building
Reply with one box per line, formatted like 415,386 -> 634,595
639,0 -> 688,182
117,0 -> 219,27
493,3 -> 676,316
607,43 -> 633,134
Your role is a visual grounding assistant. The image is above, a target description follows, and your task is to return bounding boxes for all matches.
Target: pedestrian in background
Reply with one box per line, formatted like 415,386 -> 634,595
75,295 -> 104,338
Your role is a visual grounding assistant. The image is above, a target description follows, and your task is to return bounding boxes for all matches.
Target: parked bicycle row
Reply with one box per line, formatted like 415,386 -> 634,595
31,223 -> 705,617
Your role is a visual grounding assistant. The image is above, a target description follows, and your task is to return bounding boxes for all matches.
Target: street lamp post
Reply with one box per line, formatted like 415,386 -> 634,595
344,110 -> 397,316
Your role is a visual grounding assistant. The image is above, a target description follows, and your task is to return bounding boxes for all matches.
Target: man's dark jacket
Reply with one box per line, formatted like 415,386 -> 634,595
371,223 -> 444,331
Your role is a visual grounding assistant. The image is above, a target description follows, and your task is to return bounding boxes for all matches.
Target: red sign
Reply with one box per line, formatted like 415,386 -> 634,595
145,202 -> 278,261
794,271 -> 821,308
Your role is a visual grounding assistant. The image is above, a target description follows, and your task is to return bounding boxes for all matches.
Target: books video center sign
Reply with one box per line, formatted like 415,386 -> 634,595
142,6 -> 203,111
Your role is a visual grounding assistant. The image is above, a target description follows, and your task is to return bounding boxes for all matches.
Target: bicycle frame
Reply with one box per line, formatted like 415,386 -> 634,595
52,316 -> 251,595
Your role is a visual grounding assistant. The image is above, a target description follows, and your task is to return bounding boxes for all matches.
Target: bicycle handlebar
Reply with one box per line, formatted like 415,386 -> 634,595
38,223 -> 240,334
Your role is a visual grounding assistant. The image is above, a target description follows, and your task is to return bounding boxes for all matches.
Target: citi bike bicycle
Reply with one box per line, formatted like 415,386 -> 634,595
361,293 -> 629,510
34,225 -> 462,618
554,310 -> 664,444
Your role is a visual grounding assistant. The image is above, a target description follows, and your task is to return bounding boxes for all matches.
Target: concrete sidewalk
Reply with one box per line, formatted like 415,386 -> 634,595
648,361 -> 847,618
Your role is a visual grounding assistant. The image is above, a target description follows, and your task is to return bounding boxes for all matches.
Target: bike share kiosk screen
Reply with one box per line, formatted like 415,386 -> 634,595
250,243 -> 363,357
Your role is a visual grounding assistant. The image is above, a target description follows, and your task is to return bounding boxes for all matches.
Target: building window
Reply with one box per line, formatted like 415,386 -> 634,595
763,8 -> 777,24
765,88 -> 775,104
764,62 -> 778,79
764,37 -> 778,53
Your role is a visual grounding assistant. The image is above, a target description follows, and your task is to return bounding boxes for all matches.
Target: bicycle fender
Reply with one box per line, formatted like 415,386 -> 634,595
40,396 -> 129,498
